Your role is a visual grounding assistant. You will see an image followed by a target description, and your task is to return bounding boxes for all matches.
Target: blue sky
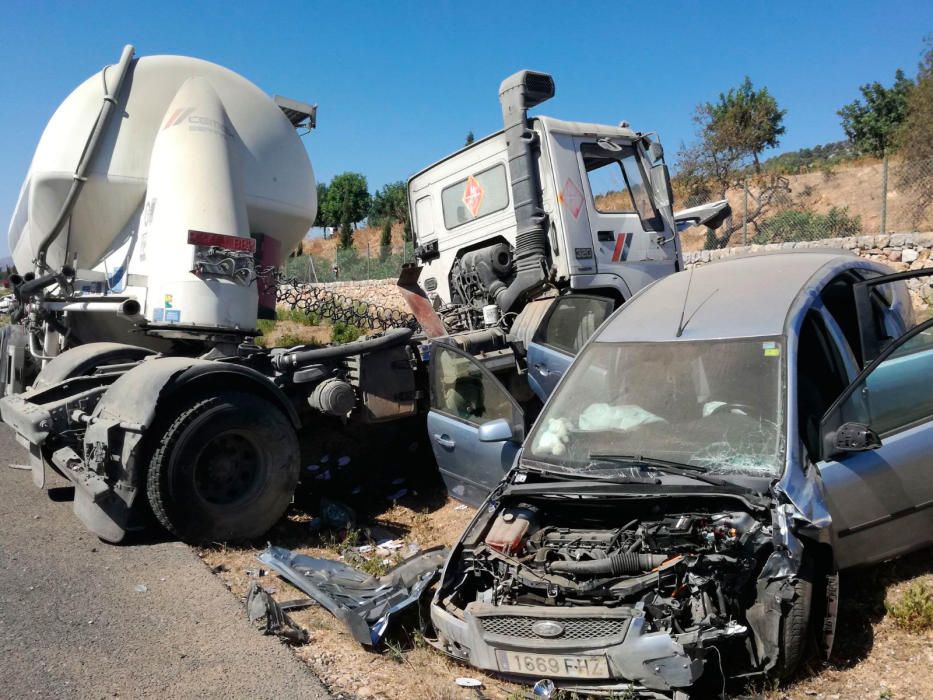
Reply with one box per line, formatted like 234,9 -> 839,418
1,0 -> 931,258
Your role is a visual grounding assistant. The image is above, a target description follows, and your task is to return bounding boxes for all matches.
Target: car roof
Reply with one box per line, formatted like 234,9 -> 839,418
596,250 -> 888,343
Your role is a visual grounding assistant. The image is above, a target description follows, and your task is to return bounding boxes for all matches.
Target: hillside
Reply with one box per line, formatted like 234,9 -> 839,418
679,157 -> 932,251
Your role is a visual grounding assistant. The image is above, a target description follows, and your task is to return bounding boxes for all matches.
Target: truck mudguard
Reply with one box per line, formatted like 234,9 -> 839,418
74,356 -> 299,542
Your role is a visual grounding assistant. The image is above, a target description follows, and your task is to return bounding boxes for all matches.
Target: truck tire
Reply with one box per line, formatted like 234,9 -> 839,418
779,566 -> 814,679
146,391 -> 299,543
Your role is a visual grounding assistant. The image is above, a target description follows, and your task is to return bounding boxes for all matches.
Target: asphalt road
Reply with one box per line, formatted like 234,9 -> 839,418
0,426 -> 329,699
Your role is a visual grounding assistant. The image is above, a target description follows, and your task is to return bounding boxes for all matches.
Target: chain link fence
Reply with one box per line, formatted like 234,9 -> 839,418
678,157 -> 933,252
283,241 -> 416,283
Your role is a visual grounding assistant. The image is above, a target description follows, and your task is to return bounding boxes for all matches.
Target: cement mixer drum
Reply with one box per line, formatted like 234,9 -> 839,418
8,53 -> 316,281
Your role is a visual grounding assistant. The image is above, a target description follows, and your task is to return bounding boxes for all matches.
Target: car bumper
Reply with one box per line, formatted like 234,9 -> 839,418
431,601 -> 703,695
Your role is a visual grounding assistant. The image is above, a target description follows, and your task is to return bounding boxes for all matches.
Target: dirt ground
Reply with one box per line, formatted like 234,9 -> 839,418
197,433 -> 932,700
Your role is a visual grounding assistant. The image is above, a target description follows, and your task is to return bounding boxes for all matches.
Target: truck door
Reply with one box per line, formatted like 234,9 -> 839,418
816,270 -> 933,569
576,138 -> 677,291
427,342 -> 525,506
526,295 -> 615,403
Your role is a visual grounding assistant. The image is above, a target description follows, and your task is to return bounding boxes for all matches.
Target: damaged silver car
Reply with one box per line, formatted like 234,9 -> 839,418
429,252 -> 933,697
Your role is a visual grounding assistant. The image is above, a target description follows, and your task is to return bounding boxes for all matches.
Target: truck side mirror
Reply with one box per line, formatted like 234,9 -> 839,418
478,418 -> 517,443
673,199 -> 732,231
833,422 -> 882,452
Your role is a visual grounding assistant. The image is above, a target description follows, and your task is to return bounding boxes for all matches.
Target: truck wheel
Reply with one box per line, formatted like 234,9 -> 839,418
146,391 -> 299,543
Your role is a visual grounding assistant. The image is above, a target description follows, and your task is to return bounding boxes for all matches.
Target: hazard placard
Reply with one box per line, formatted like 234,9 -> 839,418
560,178 -> 584,219
462,175 -> 485,218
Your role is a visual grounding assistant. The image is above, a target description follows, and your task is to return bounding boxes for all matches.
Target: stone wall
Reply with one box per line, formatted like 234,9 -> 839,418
683,232 -> 933,308
294,279 -> 409,312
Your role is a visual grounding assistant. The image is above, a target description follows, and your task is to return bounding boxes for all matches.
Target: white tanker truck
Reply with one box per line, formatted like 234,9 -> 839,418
1,46 -> 728,543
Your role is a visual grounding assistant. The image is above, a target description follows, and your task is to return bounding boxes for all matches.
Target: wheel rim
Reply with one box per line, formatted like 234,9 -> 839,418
192,431 -> 264,506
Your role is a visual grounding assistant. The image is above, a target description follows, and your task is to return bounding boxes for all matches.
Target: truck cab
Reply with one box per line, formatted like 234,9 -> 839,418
408,111 -> 683,312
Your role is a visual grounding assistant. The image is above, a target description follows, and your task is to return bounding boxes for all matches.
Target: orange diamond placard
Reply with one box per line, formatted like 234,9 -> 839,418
462,175 -> 485,218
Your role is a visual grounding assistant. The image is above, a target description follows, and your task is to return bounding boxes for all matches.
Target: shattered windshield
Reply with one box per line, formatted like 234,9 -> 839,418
525,338 -> 786,478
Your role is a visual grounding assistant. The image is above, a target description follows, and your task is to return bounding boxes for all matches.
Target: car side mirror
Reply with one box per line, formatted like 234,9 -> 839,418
833,422 -> 882,452
478,418 -> 516,443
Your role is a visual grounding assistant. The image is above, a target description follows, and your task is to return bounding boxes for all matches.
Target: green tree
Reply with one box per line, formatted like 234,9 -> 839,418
369,181 -> 408,226
465,131 -> 475,145
379,220 -> 393,260
839,69 -> 913,158
338,220 -> 353,250
704,76 -> 786,173
677,77 -> 789,248
896,39 -> 933,223
321,172 -> 371,232
313,182 -> 330,228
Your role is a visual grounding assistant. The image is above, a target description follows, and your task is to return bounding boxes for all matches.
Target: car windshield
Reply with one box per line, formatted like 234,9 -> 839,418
525,338 -> 786,478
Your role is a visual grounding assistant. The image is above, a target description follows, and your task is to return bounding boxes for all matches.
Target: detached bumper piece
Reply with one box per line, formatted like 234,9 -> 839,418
246,582 -> 310,644
258,545 -> 449,647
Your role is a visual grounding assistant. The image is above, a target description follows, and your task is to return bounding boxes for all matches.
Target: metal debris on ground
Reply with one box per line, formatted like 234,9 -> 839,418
257,545 -> 449,647
246,581 -> 310,645
532,679 -> 555,698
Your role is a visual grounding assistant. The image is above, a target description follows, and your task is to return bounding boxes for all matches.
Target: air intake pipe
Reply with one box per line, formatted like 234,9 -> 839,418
547,553 -> 669,577
494,70 -> 555,313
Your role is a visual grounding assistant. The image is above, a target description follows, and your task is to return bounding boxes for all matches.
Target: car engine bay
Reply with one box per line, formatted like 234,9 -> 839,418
436,492 -> 787,688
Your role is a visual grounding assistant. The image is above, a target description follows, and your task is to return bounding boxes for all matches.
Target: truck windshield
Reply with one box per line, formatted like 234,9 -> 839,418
525,338 -> 786,478
582,142 -> 663,232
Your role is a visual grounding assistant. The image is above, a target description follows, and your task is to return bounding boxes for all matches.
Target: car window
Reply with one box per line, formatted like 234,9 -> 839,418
534,297 -> 615,356
797,311 -> 849,457
827,323 -> 933,436
430,344 -> 519,428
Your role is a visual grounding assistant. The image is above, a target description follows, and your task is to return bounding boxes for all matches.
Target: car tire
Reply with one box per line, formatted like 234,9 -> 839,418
779,565 -> 814,679
146,391 -> 299,544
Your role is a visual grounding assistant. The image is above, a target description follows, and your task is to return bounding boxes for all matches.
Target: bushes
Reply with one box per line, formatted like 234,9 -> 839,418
754,206 -> 862,244
886,580 -> 933,632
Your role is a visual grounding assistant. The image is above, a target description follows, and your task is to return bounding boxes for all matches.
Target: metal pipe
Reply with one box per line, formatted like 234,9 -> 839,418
35,45 -> 136,273
53,298 -> 145,321
495,70 -> 555,313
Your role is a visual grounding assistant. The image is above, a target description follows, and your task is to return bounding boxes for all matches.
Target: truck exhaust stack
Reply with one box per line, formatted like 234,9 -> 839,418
495,70 -> 554,313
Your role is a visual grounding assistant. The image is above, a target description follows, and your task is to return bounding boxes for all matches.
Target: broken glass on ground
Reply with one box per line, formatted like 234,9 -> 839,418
258,545 -> 448,647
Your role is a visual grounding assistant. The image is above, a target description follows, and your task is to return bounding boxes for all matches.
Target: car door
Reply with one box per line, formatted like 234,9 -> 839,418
525,295 -> 615,403
426,342 -> 525,506
816,270 -> 933,569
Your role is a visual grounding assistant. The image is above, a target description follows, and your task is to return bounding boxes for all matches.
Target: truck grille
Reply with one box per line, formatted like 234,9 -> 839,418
479,615 -> 626,640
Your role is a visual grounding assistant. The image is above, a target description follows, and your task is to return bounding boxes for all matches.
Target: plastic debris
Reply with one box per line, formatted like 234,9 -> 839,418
533,679 -> 555,698
134,584 -> 148,593
455,677 -> 483,688
454,504 -> 469,511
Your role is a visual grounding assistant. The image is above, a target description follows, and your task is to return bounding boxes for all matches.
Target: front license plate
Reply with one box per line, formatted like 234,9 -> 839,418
495,649 -> 610,679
